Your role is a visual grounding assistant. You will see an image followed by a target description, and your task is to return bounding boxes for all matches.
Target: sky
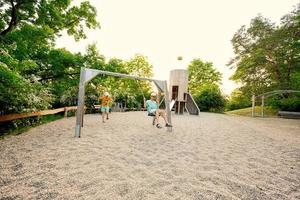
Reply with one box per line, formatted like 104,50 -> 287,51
55,0 -> 299,95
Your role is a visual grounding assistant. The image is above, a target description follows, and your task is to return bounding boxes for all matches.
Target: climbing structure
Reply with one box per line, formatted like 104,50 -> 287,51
169,69 -> 200,115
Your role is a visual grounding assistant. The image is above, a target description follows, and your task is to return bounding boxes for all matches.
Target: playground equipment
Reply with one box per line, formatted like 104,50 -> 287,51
75,67 -> 172,138
169,69 -> 200,115
251,90 -> 300,117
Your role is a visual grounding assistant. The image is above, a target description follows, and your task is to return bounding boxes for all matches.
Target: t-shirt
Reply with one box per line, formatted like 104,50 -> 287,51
146,100 -> 158,113
100,96 -> 112,107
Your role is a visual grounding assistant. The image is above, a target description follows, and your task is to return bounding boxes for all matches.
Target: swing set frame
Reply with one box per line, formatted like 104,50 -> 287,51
75,67 -> 173,138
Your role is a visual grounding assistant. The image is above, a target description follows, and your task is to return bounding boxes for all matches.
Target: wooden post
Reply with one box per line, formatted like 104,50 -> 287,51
64,107 -> 68,118
261,95 -> 265,118
252,94 -> 255,117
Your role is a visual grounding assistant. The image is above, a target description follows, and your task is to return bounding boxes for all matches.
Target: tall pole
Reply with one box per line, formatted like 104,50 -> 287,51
261,95 -> 265,118
75,68 -> 86,138
252,94 -> 255,117
163,80 -> 172,132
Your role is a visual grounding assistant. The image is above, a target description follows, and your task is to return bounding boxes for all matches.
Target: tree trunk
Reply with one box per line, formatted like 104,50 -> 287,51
0,1 -> 22,36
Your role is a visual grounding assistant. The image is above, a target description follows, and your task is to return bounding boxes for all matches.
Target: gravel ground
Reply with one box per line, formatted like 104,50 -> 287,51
0,112 -> 300,200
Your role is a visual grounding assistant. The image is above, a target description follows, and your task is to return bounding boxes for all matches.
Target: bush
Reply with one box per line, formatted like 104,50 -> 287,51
267,94 -> 300,112
280,97 -> 300,111
0,64 -> 52,114
193,86 -> 226,113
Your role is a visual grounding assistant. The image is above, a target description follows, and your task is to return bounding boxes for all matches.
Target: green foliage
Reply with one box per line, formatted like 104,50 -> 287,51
188,59 -> 222,96
278,96 -> 300,111
228,6 -> 300,112
116,54 -> 153,109
226,89 -> 251,111
0,0 -> 99,40
125,54 -> 153,77
0,0 -> 157,136
82,54 -> 154,110
193,85 -> 226,113
0,63 -> 52,114
229,7 -> 300,94
0,0 -> 100,116
187,58 -> 225,112
2,24 -> 54,62
267,94 -> 300,112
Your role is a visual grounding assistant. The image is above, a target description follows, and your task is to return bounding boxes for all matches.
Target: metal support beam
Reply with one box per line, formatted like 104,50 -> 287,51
75,68 -> 86,137
163,80 -> 172,132
89,68 -> 162,83
84,68 -> 101,83
153,80 -> 165,92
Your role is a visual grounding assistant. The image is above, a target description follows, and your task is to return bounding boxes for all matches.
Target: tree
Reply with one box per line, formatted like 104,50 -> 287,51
188,58 -> 222,95
122,54 -> 154,109
125,54 -> 153,78
0,0 -> 100,116
0,61 -> 52,114
187,58 -> 225,112
229,8 -> 300,96
0,0 -> 99,40
227,6 -> 300,111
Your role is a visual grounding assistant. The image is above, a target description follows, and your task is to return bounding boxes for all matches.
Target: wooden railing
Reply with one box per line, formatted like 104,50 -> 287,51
0,106 -> 80,122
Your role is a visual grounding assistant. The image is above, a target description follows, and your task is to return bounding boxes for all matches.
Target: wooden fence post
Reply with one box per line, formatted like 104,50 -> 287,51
252,94 -> 255,117
261,95 -> 265,118
64,107 -> 68,118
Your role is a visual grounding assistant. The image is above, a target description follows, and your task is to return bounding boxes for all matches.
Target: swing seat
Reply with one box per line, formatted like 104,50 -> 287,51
147,112 -> 160,125
148,112 -> 156,117
147,112 -> 156,125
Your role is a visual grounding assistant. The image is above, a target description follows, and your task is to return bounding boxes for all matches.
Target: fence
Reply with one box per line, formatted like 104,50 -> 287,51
0,103 -> 148,123
251,90 -> 300,117
0,106 -> 80,122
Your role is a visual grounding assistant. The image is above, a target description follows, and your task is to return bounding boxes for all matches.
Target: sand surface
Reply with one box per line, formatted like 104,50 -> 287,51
0,112 -> 300,200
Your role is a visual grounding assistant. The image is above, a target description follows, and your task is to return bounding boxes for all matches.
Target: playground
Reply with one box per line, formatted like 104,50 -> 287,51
1,112 -> 300,199
1,1 -> 300,199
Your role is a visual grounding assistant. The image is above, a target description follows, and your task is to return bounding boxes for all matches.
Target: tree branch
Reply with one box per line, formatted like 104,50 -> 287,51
36,72 -> 80,82
265,55 -> 276,64
0,0 -> 22,36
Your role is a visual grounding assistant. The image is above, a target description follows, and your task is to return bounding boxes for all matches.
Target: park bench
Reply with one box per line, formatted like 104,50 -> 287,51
278,111 -> 300,119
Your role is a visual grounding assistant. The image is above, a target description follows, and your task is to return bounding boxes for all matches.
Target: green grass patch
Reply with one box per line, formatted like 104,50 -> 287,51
0,114 -> 64,139
225,106 -> 279,117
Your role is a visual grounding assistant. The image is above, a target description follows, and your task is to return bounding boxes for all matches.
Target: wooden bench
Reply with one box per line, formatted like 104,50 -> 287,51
278,111 -> 300,119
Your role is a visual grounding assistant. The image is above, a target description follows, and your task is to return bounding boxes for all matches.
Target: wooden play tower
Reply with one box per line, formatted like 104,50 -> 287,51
169,69 -> 200,115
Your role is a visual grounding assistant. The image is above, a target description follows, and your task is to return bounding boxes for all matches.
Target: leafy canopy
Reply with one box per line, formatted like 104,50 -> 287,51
0,0 -> 99,40
188,58 -> 222,96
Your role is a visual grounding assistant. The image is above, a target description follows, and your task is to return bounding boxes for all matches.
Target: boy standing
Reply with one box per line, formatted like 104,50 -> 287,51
99,92 -> 112,123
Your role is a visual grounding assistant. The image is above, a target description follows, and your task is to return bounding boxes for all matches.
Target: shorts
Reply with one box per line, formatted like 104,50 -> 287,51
101,106 -> 110,113
149,109 -> 157,114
